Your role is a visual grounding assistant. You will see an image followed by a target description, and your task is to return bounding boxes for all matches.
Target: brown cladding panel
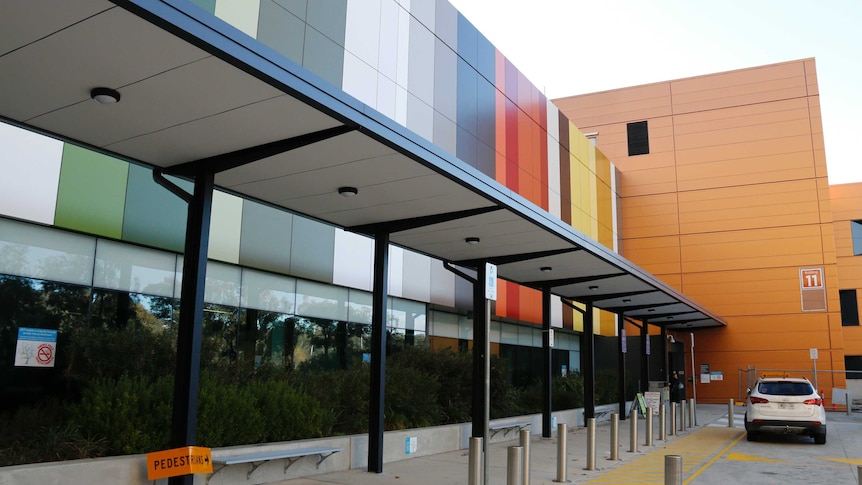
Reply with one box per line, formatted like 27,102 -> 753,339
680,224 -> 825,273
623,236 -> 681,275
677,179 -> 822,234
555,82 -> 672,128
670,60 -> 808,114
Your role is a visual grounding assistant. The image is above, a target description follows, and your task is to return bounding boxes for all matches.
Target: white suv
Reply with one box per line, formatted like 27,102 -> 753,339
745,377 -> 826,444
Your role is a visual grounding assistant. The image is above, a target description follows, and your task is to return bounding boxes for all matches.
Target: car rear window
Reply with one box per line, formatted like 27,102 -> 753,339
757,381 -> 814,396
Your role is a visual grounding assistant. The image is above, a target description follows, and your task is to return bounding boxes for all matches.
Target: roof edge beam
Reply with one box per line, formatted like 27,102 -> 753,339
525,272 -> 626,288
456,247 -> 582,268
349,206 -> 503,236
166,124 -> 356,176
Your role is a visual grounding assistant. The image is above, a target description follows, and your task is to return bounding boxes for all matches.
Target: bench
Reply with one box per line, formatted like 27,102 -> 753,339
207,446 -> 342,483
488,421 -> 530,439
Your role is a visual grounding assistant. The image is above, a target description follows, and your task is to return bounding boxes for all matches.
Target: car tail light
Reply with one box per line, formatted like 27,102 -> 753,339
750,397 -> 769,404
803,398 -> 822,406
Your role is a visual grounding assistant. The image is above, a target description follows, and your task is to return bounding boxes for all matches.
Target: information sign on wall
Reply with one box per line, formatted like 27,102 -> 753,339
15,327 -> 57,368
799,267 -> 827,312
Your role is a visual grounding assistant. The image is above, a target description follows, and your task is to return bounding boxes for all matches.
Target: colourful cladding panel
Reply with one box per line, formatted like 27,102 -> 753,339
55,144 -> 128,239
122,164 -> 189,253
257,0 -> 306,65
239,200 -> 293,275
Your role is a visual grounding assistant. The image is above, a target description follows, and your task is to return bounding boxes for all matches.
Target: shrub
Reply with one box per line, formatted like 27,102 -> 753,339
70,376 -> 172,455
0,399 -> 106,466
248,379 -> 326,442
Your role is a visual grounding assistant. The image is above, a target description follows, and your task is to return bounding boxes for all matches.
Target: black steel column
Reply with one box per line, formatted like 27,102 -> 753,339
368,231 -> 389,473
168,170 -> 214,485
661,326 -> 669,383
640,321 -> 649,393
541,286 -> 552,438
583,302 -> 595,423
618,315 -> 627,419
471,262 -> 489,441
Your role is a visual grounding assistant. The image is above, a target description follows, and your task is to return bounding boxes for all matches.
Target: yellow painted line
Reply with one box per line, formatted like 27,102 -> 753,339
823,457 -> 862,466
682,431 -> 745,485
725,452 -> 784,463
584,427 -> 741,484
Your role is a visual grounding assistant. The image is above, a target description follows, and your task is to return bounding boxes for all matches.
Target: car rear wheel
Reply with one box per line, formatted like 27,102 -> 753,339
814,433 -> 826,445
746,431 -> 758,441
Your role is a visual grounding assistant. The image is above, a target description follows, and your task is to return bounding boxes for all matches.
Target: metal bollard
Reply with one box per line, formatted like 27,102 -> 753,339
555,423 -> 567,483
586,418 -> 596,470
645,407 -> 653,446
659,404 -> 667,441
848,393 -> 853,416
507,446 -> 523,485
629,410 -> 638,452
468,437 -> 482,485
728,398 -> 734,428
520,429 -> 531,485
679,400 -> 686,432
665,455 -> 682,485
857,465 -> 861,485
610,413 -> 619,460
689,398 -> 696,427
669,403 -> 676,436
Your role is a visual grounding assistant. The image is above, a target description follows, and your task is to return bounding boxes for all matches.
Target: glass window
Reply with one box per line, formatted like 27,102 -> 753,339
240,268 -> 296,314
295,279 -> 348,321
93,239 -> 176,297
840,289 -> 859,326
0,218 -> 95,286
430,310 -> 458,339
347,289 -> 373,325
626,120 -> 649,156
852,221 -> 862,256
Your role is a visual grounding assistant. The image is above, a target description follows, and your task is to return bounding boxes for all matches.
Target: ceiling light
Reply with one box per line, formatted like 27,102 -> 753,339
668,316 -> 674,320
465,237 -> 480,245
648,308 -> 655,312
588,285 -> 598,291
90,87 -> 121,104
540,266 -> 552,273
622,299 -> 631,303
337,186 -> 358,197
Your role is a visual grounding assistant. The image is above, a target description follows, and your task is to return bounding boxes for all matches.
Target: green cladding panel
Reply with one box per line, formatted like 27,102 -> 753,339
122,164 -> 190,253
55,144 -> 128,239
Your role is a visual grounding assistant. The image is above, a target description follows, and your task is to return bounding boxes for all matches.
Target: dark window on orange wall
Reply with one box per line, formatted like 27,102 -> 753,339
840,289 -> 859,326
846,356 -> 862,379
627,121 -> 649,156
851,221 -> 862,255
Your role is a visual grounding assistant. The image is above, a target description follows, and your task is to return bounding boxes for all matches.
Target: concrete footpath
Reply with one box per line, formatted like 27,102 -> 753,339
277,404 -> 862,485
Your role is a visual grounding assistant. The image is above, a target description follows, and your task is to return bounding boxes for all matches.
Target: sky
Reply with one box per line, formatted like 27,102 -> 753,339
448,0 -> 862,185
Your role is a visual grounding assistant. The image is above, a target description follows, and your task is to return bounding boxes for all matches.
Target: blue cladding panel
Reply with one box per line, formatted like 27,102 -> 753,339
456,126 -> 478,169
273,0 -> 307,18
122,164 -> 189,253
239,200 -> 293,274
289,216 -> 335,282
258,0 -> 306,65
306,0 -> 346,46
477,141 -> 495,179
303,27 -> 344,88
456,57 -> 478,136
456,14 -> 477,69
477,76 -> 496,147
476,31 -> 495,82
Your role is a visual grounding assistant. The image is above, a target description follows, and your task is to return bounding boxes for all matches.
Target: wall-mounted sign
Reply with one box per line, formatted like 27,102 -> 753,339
485,263 -> 497,301
146,446 -> 212,480
15,327 -> 57,368
799,267 -> 827,312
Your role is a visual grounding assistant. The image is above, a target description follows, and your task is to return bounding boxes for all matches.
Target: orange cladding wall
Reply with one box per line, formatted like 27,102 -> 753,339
830,183 -> 862,356
555,59 -> 846,403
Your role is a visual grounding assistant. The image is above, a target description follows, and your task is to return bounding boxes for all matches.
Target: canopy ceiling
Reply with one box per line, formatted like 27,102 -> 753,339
0,0 -> 724,330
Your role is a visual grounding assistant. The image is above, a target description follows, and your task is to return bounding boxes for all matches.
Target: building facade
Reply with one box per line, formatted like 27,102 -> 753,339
556,59 -> 860,403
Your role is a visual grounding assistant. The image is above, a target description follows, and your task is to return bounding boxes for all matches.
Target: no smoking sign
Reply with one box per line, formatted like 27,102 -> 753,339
15,327 -> 58,368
